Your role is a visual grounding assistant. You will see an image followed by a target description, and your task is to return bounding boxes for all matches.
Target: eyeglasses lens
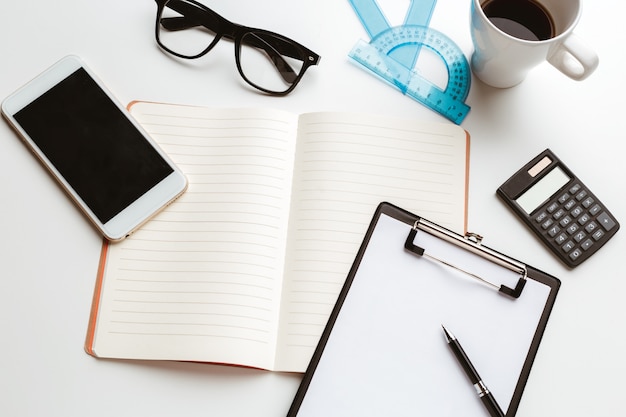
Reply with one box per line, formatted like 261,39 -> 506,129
239,32 -> 306,94
158,0 -> 218,58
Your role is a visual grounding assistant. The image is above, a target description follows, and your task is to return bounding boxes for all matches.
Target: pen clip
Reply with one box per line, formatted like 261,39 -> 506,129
404,221 -> 527,299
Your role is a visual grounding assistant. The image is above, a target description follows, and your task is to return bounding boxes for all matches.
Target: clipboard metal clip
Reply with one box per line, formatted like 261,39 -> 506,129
404,219 -> 527,299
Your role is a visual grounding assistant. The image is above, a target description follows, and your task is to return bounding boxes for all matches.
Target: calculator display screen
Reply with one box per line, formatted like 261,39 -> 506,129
516,166 -> 570,214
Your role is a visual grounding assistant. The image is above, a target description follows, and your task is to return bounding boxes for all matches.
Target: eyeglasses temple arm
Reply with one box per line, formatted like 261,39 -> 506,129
160,16 -> 195,31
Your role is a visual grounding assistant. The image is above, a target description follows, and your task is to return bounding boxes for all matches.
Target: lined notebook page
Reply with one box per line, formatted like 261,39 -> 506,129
90,104 -> 298,369
87,103 -> 469,372
275,112 -> 468,371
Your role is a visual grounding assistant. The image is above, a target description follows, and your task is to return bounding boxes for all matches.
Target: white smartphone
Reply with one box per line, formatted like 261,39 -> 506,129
1,55 -> 187,241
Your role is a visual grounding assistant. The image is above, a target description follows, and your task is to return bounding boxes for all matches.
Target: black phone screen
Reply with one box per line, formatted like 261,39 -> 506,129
14,67 -> 173,223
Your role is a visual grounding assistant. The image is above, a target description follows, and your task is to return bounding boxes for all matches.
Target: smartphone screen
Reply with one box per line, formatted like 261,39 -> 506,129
13,67 -> 174,224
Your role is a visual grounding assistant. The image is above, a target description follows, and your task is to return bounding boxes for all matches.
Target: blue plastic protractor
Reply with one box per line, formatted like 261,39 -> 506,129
347,0 -> 471,124
349,25 -> 471,124
349,0 -> 435,70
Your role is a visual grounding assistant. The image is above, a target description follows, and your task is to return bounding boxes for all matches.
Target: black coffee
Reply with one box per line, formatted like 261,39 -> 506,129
482,0 -> 555,41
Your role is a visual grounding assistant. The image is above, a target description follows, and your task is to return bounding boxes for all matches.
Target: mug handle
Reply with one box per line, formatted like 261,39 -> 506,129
547,33 -> 599,81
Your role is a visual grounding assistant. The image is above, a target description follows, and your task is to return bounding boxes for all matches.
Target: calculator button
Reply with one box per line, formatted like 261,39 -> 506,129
542,218 -> 554,229
555,233 -> 568,244
547,202 -> 559,213
589,204 -> 602,216
585,222 -> 598,233
569,184 -> 581,194
535,212 -> 548,223
564,200 -> 576,210
569,248 -> 583,261
592,229 -> 606,241
597,212 -> 617,231
559,216 -> 572,227
578,213 -> 590,225
574,231 -> 586,242
548,225 -> 560,237
553,209 -> 566,220
566,223 -> 579,234
570,206 -> 583,218
558,193 -> 570,204
582,197 -> 594,208
562,241 -> 575,253
581,239 -> 594,251
575,190 -> 588,201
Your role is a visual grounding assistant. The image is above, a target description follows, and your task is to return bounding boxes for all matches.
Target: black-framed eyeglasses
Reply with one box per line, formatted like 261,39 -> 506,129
154,0 -> 321,96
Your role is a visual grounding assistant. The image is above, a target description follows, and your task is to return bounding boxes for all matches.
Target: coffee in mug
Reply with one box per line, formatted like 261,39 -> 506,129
482,0 -> 554,41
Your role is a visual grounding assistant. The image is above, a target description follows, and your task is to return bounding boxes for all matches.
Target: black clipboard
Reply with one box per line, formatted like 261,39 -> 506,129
287,202 -> 560,417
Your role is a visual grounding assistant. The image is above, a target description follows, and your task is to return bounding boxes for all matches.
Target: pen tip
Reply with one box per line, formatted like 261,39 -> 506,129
442,325 -> 453,342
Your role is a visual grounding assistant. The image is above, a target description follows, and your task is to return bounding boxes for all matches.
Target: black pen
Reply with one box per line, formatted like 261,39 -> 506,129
442,326 -> 505,417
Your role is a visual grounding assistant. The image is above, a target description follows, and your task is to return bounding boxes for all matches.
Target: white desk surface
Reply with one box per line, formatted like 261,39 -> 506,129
1,1 -> 623,416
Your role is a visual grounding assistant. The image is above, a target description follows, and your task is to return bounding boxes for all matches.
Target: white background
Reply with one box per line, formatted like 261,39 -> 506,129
1,0 -> 624,416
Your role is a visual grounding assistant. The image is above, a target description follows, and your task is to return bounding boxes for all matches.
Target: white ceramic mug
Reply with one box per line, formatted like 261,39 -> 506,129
470,0 -> 599,88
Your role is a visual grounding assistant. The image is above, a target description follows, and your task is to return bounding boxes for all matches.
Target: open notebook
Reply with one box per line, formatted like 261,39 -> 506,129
85,102 -> 470,372
287,203 -> 560,416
